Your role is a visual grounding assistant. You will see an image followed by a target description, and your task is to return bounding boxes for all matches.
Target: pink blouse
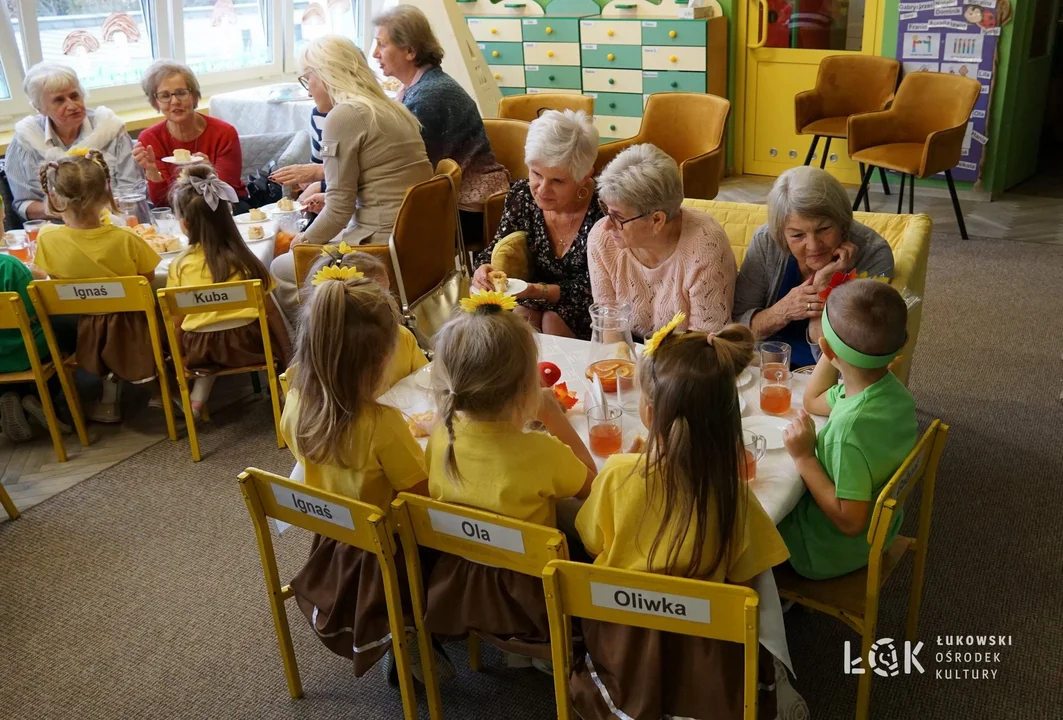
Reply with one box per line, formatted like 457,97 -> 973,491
587,207 -> 737,338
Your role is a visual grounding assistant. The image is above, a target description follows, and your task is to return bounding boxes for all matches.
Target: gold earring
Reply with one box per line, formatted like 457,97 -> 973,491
576,186 -> 590,201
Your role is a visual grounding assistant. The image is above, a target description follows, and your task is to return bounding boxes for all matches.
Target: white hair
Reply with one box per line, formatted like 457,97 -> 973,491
767,166 -> 853,252
596,143 -> 683,220
23,61 -> 86,110
524,110 -> 599,181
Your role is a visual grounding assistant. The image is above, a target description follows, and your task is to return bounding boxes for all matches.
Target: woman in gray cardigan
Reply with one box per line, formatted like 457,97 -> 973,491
733,166 -> 895,368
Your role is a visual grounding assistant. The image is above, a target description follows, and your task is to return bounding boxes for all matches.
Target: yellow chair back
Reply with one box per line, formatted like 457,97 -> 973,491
237,467 -> 421,718
497,93 -> 593,122
390,493 -> 569,719
156,280 -> 284,461
28,276 -> 177,441
293,243 -> 396,299
482,118 -> 530,181
542,560 -> 760,720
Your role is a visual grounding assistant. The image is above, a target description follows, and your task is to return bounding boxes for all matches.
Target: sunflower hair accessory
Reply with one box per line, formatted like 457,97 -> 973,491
817,270 -> 891,302
66,147 -> 90,157
319,241 -> 357,261
644,312 -> 686,356
460,291 -> 517,314
311,265 -> 364,286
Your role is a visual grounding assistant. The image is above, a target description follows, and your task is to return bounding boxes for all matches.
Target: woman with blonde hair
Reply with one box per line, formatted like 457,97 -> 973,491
270,35 -> 433,323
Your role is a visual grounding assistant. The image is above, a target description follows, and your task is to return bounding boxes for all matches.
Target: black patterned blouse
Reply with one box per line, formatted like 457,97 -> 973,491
478,179 -> 604,340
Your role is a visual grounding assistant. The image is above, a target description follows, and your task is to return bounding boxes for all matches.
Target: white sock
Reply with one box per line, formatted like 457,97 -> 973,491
100,377 -> 120,405
190,376 -> 216,406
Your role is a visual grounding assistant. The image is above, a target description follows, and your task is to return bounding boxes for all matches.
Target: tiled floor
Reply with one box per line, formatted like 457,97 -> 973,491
3,172 -> 1061,521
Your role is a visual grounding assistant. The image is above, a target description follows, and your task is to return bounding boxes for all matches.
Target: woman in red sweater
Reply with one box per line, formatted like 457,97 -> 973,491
133,60 -> 248,210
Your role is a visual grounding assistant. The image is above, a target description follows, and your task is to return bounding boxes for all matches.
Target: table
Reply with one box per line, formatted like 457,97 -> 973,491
209,85 -> 317,137
152,236 -> 274,290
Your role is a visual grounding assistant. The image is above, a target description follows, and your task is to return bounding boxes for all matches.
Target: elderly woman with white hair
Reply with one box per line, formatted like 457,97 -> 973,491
733,165 -> 894,368
588,143 -> 736,339
6,61 -> 143,221
473,110 -> 603,339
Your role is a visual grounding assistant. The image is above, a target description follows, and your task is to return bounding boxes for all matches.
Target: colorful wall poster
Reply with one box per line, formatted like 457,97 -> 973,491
894,0 -> 1011,181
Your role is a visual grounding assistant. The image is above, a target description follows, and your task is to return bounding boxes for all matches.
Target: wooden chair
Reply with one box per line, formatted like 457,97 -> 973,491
594,93 -> 731,200
237,467 -> 421,718
156,280 -> 284,461
0,479 -> 17,520
482,118 -> 530,181
848,73 -> 981,238
774,420 -> 949,720
482,190 -> 509,251
28,277 -> 177,441
435,158 -> 470,261
292,243 -> 395,296
391,492 -> 570,720
497,93 -> 593,122
542,560 -> 760,720
0,292 -> 89,462
795,54 -> 900,202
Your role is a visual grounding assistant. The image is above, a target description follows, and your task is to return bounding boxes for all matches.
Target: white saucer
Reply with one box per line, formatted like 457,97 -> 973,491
261,200 -> 304,214
736,368 -> 754,388
742,416 -> 791,450
162,156 -> 200,166
233,212 -> 271,225
472,278 -> 528,297
414,363 -> 432,390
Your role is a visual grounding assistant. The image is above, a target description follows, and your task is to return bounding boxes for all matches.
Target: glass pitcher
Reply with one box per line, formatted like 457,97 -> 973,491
116,192 -> 151,227
586,302 -> 638,411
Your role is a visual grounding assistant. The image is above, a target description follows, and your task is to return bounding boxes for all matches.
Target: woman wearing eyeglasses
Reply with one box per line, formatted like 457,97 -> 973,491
133,60 -> 248,209
589,144 -> 736,339
471,110 -> 603,340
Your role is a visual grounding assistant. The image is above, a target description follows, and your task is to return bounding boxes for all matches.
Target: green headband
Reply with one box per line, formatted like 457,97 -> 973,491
821,305 -> 901,369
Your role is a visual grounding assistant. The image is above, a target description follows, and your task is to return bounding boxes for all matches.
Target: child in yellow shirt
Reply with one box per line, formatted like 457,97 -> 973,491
304,246 -> 427,391
573,320 -> 790,720
422,292 -> 597,660
282,271 -> 430,678
33,150 -> 161,423
166,165 -> 291,418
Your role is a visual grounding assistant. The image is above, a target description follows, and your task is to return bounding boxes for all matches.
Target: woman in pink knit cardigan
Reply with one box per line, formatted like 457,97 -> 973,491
588,144 -> 736,339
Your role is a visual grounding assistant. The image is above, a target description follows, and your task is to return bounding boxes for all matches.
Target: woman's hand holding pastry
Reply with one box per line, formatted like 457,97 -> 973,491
472,264 -> 496,292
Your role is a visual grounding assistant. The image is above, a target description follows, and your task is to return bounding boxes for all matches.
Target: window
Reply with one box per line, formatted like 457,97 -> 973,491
0,59 -> 9,100
179,0 -> 274,75
292,0 -> 359,62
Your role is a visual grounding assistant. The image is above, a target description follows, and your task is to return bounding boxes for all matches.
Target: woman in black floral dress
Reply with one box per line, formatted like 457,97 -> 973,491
473,110 -> 603,339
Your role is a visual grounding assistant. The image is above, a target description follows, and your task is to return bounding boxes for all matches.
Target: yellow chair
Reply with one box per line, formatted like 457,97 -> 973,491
0,480 -> 17,520
292,243 -> 395,297
774,420 -> 949,720
156,280 -> 284,461
481,190 -> 509,251
238,467 -> 421,718
594,93 -> 731,200
0,292 -> 89,462
482,117 -> 530,181
542,560 -> 760,720
277,370 -> 289,397
492,199 -> 932,385
28,277 -> 177,441
391,492 -> 570,720
497,93 -> 593,122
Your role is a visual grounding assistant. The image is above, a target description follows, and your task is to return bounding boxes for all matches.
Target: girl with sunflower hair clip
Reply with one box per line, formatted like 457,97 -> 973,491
569,312 -> 792,720
420,290 -> 596,664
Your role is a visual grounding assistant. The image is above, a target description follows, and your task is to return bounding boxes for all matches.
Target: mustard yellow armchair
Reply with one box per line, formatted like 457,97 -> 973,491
497,93 -> 594,122
483,118 -> 530,182
594,93 -> 730,201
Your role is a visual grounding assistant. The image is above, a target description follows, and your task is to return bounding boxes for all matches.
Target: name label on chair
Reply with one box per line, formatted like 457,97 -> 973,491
427,508 -> 525,554
270,483 -> 355,530
175,285 -> 248,308
590,582 -> 710,623
56,282 -> 126,301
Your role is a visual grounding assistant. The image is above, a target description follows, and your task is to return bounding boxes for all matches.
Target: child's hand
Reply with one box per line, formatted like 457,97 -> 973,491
783,410 -> 817,460
28,263 -> 47,280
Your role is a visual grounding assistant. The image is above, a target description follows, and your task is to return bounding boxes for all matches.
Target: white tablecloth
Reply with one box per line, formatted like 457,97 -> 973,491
209,85 -> 317,137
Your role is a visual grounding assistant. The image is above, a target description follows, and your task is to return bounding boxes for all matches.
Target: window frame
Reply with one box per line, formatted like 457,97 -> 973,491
0,3 -> 31,118
170,0 -> 287,89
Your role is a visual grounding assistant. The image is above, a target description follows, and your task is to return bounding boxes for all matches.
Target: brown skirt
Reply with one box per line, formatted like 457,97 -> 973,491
290,535 -> 412,677
178,299 -> 292,372
571,621 -> 778,720
424,553 -> 553,660
76,312 -> 158,383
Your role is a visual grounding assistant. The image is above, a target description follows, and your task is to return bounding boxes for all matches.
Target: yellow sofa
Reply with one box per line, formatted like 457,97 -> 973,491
492,199 -> 932,385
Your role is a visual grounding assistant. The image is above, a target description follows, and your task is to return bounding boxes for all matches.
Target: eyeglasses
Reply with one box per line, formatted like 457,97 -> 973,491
298,73 -> 311,91
155,88 -> 191,103
598,198 -> 649,229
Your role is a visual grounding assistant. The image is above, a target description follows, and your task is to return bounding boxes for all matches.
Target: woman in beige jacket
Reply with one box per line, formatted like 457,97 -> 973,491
270,35 -> 432,323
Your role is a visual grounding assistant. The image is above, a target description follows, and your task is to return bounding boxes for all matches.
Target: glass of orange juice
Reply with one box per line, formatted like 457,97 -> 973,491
741,430 -> 766,482
587,405 -> 623,457
23,220 -> 45,243
760,365 -> 792,415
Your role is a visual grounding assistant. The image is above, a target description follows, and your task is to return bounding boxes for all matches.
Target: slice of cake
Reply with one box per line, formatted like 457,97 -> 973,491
488,270 -> 508,293
277,197 -> 295,211
249,207 -> 267,221
247,225 -> 265,240
173,148 -> 192,162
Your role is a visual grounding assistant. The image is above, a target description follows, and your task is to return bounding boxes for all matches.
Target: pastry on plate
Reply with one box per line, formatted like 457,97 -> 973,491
488,270 -> 508,293
247,225 -> 265,240
407,411 -> 435,439
131,223 -> 155,237
173,148 -> 192,162
277,197 -> 295,211
249,207 -> 267,221
143,233 -> 181,253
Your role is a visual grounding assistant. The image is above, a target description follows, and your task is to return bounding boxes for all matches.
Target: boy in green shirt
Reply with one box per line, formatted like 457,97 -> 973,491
778,279 -> 917,579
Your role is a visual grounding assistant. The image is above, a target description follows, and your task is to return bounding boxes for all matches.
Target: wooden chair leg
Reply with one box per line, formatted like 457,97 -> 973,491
909,176 -> 915,215
878,167 -> 891,196
803,135 -> 820,166
945,170 -> 968,238
58,365 -> 90,448
852,164 -> 875,211
34,375 -> 67,463
897,174 -> 906,214
0,482 -> 20,520
819,137 -> 832,169
468,633 -> 483,671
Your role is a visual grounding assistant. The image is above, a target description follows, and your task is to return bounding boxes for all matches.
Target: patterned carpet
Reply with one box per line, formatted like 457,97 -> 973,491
1,233 -> 1061,719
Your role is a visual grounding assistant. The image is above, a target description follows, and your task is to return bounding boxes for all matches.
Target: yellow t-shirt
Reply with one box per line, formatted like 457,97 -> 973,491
575,454 -> 790,583
426,417 -> 587,527
34,223 -> 161,279
381,325 -> 428,391
166,246 -> 272,331
280,387 -> 427,512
